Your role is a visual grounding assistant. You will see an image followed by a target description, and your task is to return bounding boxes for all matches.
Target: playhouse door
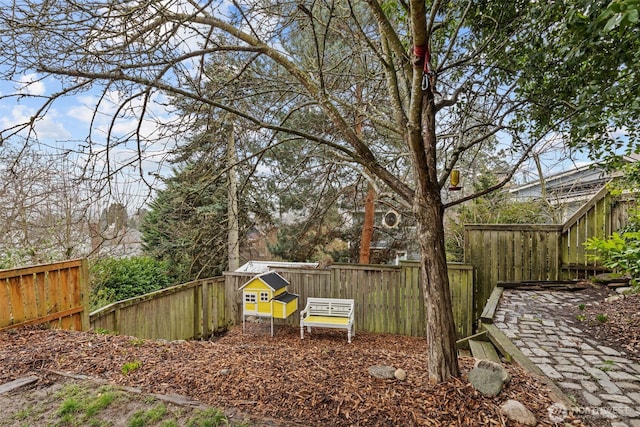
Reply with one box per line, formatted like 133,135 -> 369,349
243,292 -> 257,315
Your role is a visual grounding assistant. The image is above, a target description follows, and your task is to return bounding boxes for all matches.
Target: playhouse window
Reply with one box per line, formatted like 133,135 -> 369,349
244,293 -> 256,303
260,292 -> 269,302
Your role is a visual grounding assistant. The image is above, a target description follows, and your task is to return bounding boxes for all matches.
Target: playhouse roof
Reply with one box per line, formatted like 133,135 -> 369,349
273,292 -> 298,304
239,271 -> 289,291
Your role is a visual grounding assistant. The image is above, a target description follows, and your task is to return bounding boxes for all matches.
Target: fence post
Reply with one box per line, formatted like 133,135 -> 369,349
193,284 -> 202,339
80,259 -> 90,331
202,280 -> 210,339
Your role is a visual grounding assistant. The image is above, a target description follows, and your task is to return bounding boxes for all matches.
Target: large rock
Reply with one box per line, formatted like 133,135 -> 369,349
500,399 -> 537,426
468,360 -> 511,397
368,365 -> 396,379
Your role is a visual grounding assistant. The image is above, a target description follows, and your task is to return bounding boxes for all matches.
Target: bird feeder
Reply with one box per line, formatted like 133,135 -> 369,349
449,169 -> 462,191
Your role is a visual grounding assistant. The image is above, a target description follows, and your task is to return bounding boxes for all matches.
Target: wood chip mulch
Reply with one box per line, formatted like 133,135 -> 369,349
0,324 -> 581,426
580,291 -> 640,360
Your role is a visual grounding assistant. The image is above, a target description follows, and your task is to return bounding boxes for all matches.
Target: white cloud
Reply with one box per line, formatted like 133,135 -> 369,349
16,73 -> 46,96
0,104 -> 71,141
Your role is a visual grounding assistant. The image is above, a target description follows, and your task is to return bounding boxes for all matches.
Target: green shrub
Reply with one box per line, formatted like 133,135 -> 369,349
585,231 -> 640,285
89,256 -> 175,310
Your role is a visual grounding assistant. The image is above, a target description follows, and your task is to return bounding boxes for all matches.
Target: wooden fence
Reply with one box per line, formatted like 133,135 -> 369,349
225,262 -> 474,340
88,262 -> 473,340
560,186 -> 634,277
0,259 -> 88,332
465,186 -> 635,321
90,277 -> 227,340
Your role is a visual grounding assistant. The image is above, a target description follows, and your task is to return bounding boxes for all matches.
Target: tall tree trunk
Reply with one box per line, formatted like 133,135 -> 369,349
416,100 -> 460,384
414,187 -> 460,383
355,85 -> 375,265
226,119 -> 240,272
407,0 -> 460,383
359,185 -> 375,264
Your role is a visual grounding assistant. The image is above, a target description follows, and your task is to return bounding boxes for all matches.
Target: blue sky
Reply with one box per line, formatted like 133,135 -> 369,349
0,72 -> 177,209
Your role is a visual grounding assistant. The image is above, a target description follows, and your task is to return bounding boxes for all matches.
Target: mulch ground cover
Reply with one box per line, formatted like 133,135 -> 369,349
0,323 -> 580,426
578,289 -> 640,361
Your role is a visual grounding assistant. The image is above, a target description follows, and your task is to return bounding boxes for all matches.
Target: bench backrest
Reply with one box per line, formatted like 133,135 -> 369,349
305,298 -> 353,317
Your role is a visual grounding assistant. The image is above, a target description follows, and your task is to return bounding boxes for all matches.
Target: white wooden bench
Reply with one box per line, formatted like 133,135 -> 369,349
300,297 -> 355,343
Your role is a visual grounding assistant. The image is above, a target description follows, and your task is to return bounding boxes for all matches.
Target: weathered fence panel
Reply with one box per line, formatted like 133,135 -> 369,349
560,187 -> 635,277
224,262 -> 474,339
464,224 -> 562,322
90,277 -> 226,340
0,259 -> 88,332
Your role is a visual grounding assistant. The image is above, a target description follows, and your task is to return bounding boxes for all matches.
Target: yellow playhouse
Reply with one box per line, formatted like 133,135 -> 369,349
239,271 -> 298,336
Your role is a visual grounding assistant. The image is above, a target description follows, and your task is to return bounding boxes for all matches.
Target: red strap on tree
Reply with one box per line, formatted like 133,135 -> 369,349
413,44 -> 438,93
413,44 -> 431,74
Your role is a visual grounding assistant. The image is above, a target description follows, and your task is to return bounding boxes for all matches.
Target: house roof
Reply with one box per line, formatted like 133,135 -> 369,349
273,292 -> 298,304
510,155 -> 640,199
239,271 -> 290,292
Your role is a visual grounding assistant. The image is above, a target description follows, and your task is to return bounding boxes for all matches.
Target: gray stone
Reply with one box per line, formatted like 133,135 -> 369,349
554,356 -> 571,365
580,380 -> 599,393
628,392 -> 640,403
529,357 -> 553,364
599,379 -> 622,394
531,347 -> 551,357
394,368 -> 407,381
500,400 -> 537,426
520,348 -> 534,357
558,381 -> 582,390
611,403 -> 640,417
616,381 -> 640,390
562,372 -> 589,380
606,356 -> 633,364
537,364 -> 563,379
584,366 -> 609,381
601,394 -> 634,404
606,295 -> 624,303
556,365 -> 584,373
609,370 -> 640,381
219,368 -> 231,376
583,355 -> 603,364
599,345 -> 623,356
582,391 -> 602,406
368,365 -> 396,379
504,330 -> 519,339
579,343 -> 594,351
617,286 -> 633,294
469,360 -> 511,397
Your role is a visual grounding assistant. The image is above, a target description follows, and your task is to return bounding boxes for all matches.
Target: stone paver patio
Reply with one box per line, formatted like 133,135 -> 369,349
495,289 -> 640,427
